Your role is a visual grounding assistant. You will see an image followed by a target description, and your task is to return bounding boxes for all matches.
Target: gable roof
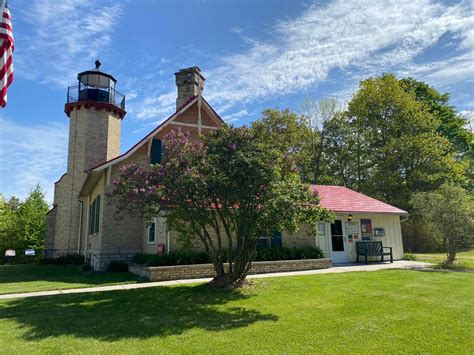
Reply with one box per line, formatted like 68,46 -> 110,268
312,185 -> 408,215
89,96 -> 224,173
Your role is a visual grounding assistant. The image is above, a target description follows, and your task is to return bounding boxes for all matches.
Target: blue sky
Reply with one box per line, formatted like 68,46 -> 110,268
0,0 -> 473,203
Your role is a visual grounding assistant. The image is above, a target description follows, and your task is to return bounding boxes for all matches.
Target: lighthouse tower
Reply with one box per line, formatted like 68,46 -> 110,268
45,61 -> 126,258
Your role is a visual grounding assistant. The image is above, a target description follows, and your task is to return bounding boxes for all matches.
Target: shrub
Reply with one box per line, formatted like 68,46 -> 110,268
255,246 -> 324,261
42,254 -> 84,265
133,246 -> 325,267
402,253 -> 417,261
133,251 -> 211,267
107,261 -> 129,272
81,264 -> 93,272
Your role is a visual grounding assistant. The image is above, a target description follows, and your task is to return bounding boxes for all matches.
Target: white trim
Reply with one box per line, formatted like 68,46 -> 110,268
92,96 -> 200,172
198,79 -> 202,134
147,218 -> 157,244
84,195 -> 90,260
77,200 -> 83,254
169,121 -> 218,130
106,166 -> 112,185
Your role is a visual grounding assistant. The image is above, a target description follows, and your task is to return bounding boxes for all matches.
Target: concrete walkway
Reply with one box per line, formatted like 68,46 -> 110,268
0,260 -> 431,300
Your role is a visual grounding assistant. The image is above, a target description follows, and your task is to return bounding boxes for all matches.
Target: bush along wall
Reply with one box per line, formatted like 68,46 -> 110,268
133,246 -> 325,267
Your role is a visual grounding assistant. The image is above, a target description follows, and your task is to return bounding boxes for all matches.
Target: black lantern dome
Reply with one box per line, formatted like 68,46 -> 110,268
66,60 -> 125,112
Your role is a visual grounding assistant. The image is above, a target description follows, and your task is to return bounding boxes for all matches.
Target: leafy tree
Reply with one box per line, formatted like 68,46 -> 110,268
111,126 -> 332,287
252,109 -> 313,182
346,74 -> 465,209
17,184 -> 49,253
410,184 -> 474,265
300,98 -> 344,184
0,194 -> 18,255
0,185 -> 49,261
400,78 -> 473,157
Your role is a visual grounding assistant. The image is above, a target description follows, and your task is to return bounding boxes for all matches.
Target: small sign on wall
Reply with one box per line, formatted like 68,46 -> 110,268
374,228 -> 385,237
345,222 -> 359,234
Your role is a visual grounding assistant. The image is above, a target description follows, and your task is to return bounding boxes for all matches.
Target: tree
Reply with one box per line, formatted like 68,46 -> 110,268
346,74 -> 465,210
111,126 -> 332,287
0,194 -> 17,255
0,185 -> 49,261
17,184 -> 49,253
410,184 -> 474,265
300,98 -> 344,184
400,78 -> 473,157
252,109 -> 313,182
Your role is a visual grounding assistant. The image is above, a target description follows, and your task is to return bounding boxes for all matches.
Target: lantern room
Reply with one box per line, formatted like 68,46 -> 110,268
66,60 -> 125,111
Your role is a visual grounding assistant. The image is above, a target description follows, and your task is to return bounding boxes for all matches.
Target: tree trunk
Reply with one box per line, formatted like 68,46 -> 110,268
209,240 -> 252,288
444,236 -> 457,265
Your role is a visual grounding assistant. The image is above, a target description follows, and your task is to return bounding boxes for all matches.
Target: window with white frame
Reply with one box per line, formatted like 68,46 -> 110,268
148,219 -> 156,244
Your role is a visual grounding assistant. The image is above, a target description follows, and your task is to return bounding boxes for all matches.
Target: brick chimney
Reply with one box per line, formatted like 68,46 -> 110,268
175,66 -> 205,110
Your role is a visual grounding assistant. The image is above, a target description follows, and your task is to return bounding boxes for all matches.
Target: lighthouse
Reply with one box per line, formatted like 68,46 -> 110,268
44,62 -> 126,258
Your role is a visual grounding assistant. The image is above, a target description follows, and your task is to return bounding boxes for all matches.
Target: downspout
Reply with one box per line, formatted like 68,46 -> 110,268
77,200 -> 83,254
166,231 -> 171,254
84,195 -> 90,261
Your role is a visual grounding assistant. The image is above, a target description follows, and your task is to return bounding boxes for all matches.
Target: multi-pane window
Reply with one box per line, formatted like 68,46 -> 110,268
88,195 -> 101,235
257,231 -> 282,249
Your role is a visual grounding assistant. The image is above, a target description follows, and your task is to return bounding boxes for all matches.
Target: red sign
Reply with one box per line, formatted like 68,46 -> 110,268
157,244 -> 165,255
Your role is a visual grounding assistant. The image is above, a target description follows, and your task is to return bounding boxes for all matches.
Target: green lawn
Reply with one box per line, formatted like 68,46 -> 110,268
0,264 -> 140,294
0,270 -> 472,353
414,248 -> 474,270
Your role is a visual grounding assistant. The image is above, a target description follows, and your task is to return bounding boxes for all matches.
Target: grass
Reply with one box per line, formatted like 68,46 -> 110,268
0,270 -> 472,353
414,248 -> 474,270
0,264 -> 140,294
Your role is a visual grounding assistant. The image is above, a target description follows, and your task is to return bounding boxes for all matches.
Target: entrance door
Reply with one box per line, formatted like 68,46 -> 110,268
330,220 -> 347,263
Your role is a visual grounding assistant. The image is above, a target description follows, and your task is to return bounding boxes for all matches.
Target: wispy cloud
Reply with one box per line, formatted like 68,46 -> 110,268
15,0 -> 123,87
134,0 -> 473,118
0,117 -> 68,203
222,109 -> 249,123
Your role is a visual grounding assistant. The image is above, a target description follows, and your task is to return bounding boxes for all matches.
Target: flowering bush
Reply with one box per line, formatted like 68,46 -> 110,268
110,126 -> 332,287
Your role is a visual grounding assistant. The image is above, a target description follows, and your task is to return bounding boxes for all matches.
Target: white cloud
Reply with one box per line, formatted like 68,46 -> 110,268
0,117 -> 68,203
134,0 -> 473,120
15,0 -> 123,87
205,0 -> 473,106
222,109 -> 248,123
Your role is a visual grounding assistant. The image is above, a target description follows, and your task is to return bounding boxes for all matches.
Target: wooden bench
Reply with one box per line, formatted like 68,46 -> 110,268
356,241 -> 393,264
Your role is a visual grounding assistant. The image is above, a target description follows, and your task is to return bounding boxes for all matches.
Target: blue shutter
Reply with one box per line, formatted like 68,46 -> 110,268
150,139 -> 162,164
271,231 -> 282,248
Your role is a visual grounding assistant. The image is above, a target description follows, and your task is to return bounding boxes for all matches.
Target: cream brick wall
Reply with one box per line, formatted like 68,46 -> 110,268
130,258 -> 332,281
282,224 -> 317,248
48,96 -> 225,270
45,105 -> 122,258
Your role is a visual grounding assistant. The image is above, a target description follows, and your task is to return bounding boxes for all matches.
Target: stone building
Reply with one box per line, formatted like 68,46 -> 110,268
45,64 -> 407,270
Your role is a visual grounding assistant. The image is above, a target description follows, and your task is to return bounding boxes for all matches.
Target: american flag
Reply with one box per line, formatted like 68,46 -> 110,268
0,0 -> 13,108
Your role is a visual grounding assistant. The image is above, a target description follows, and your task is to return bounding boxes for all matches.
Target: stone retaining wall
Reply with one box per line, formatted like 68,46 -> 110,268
129,258 -> 332,281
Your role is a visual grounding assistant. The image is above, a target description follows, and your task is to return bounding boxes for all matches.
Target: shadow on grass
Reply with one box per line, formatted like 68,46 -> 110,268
0,284 -> 278,341
0,264 -> 140,286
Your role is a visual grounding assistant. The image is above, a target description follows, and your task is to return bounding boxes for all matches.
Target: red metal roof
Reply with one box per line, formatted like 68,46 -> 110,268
312,185 -> 408,215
